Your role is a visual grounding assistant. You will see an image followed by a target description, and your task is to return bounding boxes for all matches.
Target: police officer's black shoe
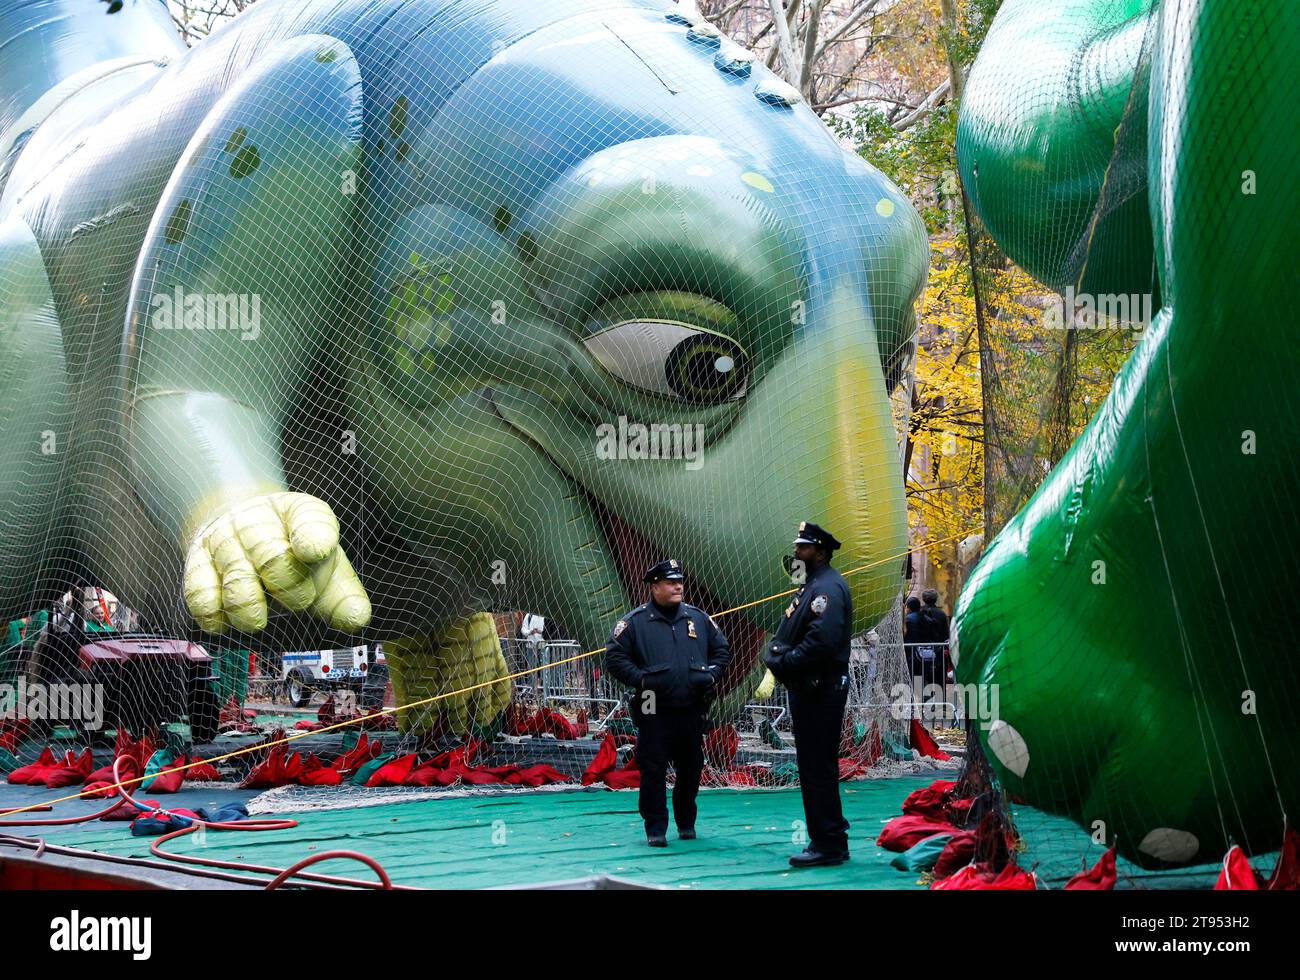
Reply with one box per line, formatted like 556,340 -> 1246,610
788,848 -> 849,868
677,828 -> 697,840
647,835 -> 668,847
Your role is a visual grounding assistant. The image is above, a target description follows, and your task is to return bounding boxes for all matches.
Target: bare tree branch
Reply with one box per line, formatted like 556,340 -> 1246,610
813,0 -> 884,64
891,78 -> 950,131
766,0 -> 801,77
797,0 -> 825,98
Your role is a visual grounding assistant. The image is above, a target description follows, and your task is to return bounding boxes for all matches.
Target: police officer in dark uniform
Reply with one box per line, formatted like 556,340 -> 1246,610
604,559 -> 731,847
763,521 -> 853,867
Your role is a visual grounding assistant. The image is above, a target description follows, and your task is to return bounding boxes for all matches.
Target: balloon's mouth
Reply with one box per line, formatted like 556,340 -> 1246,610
486,382 -> 767,685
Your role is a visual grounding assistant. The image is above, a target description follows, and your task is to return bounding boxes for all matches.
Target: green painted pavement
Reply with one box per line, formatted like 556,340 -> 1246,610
46,777 -> 943,890
28,772 -> 1264,888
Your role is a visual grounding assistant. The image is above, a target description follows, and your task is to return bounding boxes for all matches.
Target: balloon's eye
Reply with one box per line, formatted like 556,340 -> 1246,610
664,333 -> 747,402
584,295 -> 749,404
585,320 -> 749,402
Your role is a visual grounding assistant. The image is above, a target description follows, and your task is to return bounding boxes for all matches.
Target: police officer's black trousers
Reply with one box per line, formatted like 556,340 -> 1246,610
635,707 -> 705,837
788,678 -> 851,854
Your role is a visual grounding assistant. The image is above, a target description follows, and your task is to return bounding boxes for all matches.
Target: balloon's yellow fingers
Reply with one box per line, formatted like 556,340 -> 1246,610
309,547 -> 372,632
181,492 -> 368,634
277,492 -> 340,565
232,497 -> 316,611
208,515 -> 269,632
183,545 -> 227,634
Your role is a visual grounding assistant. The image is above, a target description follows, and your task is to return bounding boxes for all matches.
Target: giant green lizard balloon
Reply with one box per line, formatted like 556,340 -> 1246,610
956,0 -> 1299,867
0,1 -> 926,732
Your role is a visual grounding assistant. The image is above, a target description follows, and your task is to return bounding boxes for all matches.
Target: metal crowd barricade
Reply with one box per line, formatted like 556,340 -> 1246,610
502,635 -> 624,726
733,638 -> 965,741
899,640 -> 962,726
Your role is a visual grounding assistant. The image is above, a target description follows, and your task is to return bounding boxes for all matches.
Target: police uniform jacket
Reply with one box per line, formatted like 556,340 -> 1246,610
771,563 -> 853,684
605,602 -> 731,711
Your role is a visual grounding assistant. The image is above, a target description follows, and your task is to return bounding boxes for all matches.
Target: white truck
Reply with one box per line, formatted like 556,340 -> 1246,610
280,643 -> 387,708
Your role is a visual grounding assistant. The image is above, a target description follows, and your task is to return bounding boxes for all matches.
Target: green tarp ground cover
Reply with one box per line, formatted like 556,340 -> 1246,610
14,772 -> 1272,889
29,778 -> 938,889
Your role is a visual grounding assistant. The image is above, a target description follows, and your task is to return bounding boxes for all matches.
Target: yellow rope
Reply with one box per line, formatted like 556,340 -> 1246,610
2,526 -> 979,817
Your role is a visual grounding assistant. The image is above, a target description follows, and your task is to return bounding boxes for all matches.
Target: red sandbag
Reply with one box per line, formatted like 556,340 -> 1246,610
932,830 -> 978,880
988,864 -> 1038,889
148,756 -> 188,794
8,747 -> 56,785
932,864 -> 990,890
877,814 -> 960,852
1066,848 -> 1118,890
116,729 -> 155,767
294,720 -> 320,731
317,695 -> 339,724
403,749 -> 456,786
187,756 -> 222,781
0,719 -> 31,755
932,862 -> 1037,890
365,752 -> 418,787
298,753 -> 343,786
1215,845 -> 1262,890
360,711 -> 395,731
944,795 -> 976,824
538,708 -> 576,740
242,743 -> 295,788
699,765 -> 726,788
86,730 -> 159,792
331,734 -> 379,777
461,739 -> 486,765
581,735 -> 619,786
864,726 -> 883,767
838,756 -> 874,780
1267,828 -> 1300,890
581,734 -> 640,788
902,779 -> 957,819
704,725 -> 738,769
406,765 -> 458,787
485,765 -> 523,784
460,767 -> 509,785
218,696 -> 243,729
399,743 -> 525,787
909,718 -> 951,761
85,764 -> 122,787
509,764 -> 568,787
457,749 -> 532,784
42,748 -> 94,788
508,707 -> 578,739
87,757 -> 138,791
501,702 -> 530,736
604,760 -> 640,789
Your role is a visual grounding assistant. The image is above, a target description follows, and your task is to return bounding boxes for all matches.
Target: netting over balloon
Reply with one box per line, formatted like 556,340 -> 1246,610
955,0 -> 1299,870
0,0 -> 935,795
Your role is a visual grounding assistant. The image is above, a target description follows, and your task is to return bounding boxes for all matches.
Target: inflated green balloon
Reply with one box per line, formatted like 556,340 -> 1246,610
956,0 -> 1298,867
0,1 -> 926,710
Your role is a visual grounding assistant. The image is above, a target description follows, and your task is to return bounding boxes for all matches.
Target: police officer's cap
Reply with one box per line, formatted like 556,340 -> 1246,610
793,521 -> 842,552
643,558 -> 685,583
